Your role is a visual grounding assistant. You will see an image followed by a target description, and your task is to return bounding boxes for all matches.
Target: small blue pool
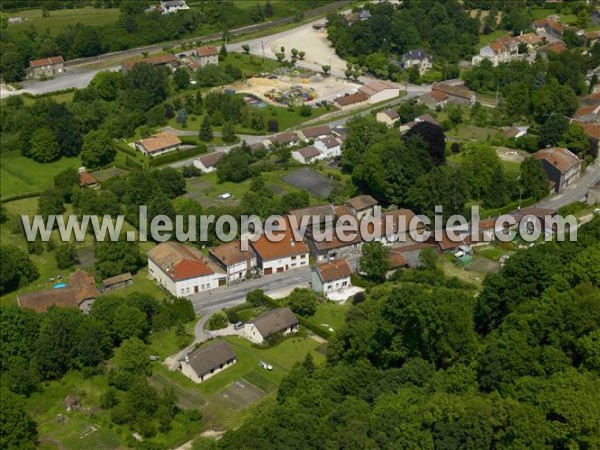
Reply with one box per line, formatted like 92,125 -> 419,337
53,283 -> 68,289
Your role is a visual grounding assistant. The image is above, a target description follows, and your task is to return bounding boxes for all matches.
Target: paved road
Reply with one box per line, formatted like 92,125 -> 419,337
189,267 -> 311,315
0,2 -> 352,99
537,159 -> 600,210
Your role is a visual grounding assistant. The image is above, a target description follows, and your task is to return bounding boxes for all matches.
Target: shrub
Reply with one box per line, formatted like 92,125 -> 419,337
206,311 -> 229,330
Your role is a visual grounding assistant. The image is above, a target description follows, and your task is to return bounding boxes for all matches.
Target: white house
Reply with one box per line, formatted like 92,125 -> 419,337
193,151 -> 225,173
312,259 -> 353,295
135,132 -> 182,157
359,80 -> 401,104
292,146 -> 322,164
250,218 -> 310,275
313,136 -> 341,158
209,240 -> 257,283
180,341 -> 236,383
28,56 -> 64,78
400,49 -> 432,75
244,307 -> 299,344
159,0 -> 190,14
147,242 -> 226,297
195,46 -> 219,67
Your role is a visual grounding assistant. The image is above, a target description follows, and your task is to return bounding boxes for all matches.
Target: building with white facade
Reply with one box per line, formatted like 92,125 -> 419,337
313,136 -> 342,158
209,240 -> 257,283
193,151 -> 225,173
148,242 -> 226,297
195,46 -> 219,67
250,218 -> 310,275
400,49 -> 432,75
244,307 -> 299,344
135,132 -> 181,157
180,341 -> 236,383
312,260 -> 353,295
159,0 -> 190,14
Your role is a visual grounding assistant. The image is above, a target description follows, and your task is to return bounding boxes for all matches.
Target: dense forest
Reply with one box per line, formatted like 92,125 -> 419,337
214,217 -> 600,449
0,0 -> 329,81
0,293 -> 196,448
326,0 -> 480,74
340,111 -> 551,215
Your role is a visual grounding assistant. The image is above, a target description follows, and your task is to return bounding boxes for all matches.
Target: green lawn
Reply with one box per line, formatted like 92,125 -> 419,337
311,302 -> 350,332
0,150 -> 81,199
478,30 -> 509,46
221,52 -> 282,77
530,7 -> 577,24
147,334 -> 325,430
6,7 -> 120,35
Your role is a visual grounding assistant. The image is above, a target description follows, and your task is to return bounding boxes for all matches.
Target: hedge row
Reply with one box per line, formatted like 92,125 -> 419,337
478,197 -> 535,219
0,191 -> 42,204
148,145 -> 207,167
115,141 -> 138,157
125,156 -> 143,170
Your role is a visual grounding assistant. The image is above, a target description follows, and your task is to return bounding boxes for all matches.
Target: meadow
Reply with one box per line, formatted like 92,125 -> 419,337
6,7 -> 120,35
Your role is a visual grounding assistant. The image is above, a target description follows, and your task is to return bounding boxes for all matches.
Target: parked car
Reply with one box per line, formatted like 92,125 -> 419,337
234,321 -> 245,330
259,361 -> 273,371
149,355 -> 160,361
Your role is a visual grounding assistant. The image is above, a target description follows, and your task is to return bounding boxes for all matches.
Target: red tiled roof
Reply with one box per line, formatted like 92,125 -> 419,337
582,123 -> 600,140
315,259 -> 352,282
296,146 -> 321,160
335,92 -> 369,107
250,217 -> 309,260
79,171 -> 98,187
137,132 -> 181,154
428,89 -> 449,103
148,242 -> 214,281
17,270 -> 98,313
196,46 -> 219,57
30,56 -> 64,68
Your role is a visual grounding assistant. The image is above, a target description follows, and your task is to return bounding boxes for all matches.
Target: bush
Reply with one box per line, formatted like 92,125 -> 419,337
55,244 -> 77,269
206,311 -> 229,330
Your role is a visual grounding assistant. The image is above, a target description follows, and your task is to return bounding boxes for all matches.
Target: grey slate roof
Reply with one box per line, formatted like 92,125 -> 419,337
186,341 -> 236,377
250,307 -> 298,338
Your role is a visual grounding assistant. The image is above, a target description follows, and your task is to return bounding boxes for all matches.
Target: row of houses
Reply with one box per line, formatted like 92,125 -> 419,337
472,32 -> 544,67
121,46 -> 219,74
193,124 -> 347,171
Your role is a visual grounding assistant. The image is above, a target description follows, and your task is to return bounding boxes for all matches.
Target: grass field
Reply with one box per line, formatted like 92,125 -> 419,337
147,334 -> 325,430
184,167 -> 329,208
25,371 -> 121,450
0,150 -> 81,199
478,30 -> 509,47
6,7 -> 120,35
311,302 -> 350,332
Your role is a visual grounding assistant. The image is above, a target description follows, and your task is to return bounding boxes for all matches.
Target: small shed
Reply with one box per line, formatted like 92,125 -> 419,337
101,272 -> 133,292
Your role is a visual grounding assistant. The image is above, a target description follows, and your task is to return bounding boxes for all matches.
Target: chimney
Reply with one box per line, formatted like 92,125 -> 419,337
290,238 -> 295,247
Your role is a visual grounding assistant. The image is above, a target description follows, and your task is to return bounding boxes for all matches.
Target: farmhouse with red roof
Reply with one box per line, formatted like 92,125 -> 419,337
147,242 -> 226,297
